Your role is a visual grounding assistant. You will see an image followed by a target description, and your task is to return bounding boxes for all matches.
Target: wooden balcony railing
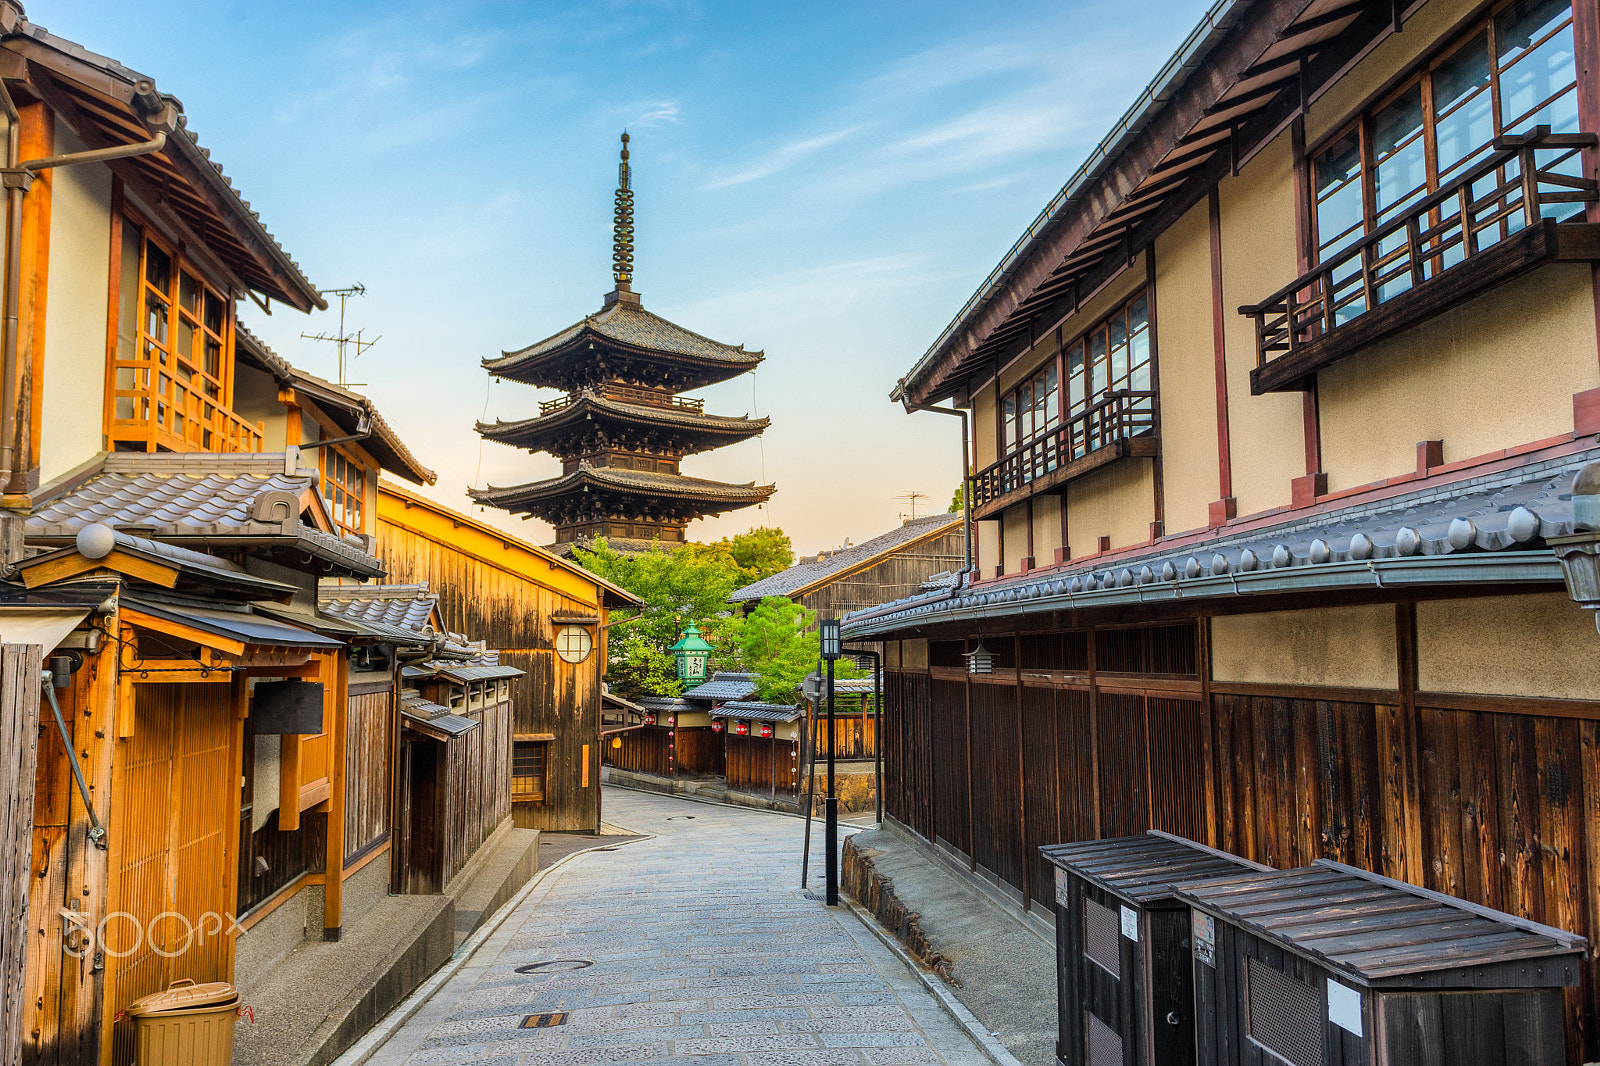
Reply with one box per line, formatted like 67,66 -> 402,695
1241,128 -> 1600,395
540,385 -> 706,416
110,372 -> 265,453
970,389 -> 1156,514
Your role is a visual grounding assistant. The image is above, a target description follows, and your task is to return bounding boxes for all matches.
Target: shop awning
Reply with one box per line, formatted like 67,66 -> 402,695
0,606 -> 90,654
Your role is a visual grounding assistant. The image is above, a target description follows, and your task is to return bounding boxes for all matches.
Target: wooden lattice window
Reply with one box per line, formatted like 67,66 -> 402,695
512,741 -> 546,802
321,446 -> 367,536
109,217 -> 262,453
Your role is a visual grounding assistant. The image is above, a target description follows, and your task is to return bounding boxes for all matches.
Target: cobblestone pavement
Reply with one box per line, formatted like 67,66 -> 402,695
363,787 -> 996,1066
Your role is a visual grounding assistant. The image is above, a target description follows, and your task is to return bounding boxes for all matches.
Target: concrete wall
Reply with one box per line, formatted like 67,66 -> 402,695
1211,604 -> 1398,690
1154,199 -> 1220,535
40,126 -> 110,485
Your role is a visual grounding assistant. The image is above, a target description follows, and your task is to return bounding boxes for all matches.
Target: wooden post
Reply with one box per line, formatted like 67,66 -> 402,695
323,653 -> 347,941
1,645 -> 42,1066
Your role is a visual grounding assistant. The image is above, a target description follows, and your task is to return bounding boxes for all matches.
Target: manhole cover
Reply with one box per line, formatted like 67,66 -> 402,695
665,815 -> 696,820
802,891 -> 826,902
522,1012 -> 569,1028
514,959 -> 593,975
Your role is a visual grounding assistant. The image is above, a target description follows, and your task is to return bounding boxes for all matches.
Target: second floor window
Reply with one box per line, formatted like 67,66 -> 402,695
322,447 -> 366,536
1312,0 -> 1579,273
1002,364 -> 1059,454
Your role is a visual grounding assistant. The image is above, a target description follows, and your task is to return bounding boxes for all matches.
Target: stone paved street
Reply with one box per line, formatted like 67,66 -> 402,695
360,788 -> 996,1066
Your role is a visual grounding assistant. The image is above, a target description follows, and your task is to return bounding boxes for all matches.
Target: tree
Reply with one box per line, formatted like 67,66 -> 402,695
712,526 -> 794,584
948,485 -> 964,513
570,538 -> 746,696
712,597 -> 866,703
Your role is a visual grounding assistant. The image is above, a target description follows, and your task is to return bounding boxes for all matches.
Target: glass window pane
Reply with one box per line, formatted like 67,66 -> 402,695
177,318 -> 195,366
1315,129 -> 1365,256
1044,365 -> 1059,427
1066,344 -> 1085,413
1128,295 -> 1151,390
145,294 -> 168,347
1372,85 -> 1427,222
1433,32 -> 1495,176
144,240 -> 171,293
1496,0 -> 1576,131
1002,396 -> 1017,450
179,271 -> 200,315
204,290 -> 224,334
1089,330 -> 1108,397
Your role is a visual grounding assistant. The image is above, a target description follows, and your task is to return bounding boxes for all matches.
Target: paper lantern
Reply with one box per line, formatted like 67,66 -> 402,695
734,721 -> 749,736
711,720 -> 724,733
643,713 -> 656,725
759,723 -> 773,739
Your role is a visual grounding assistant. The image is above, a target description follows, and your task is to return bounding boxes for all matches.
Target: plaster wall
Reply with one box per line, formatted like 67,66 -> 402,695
1154,199 -> 1220,535
972,381 -> 997,469
977,518 -> 1000,577
1218,131 -> 1304,518
1417,591 -> 1600,699
1318,265 -> 1596,491
1064,459 -> 1155,558
901,638 -> 929,669
1032,494 -> 1062,562
40,124 -> 110,485
1002,505 -> 1029,573
1211,603 -> 1398,689
233,362 -> 288,452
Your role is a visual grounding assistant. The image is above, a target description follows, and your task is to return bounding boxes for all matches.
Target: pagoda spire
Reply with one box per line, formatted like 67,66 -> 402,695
610,131 -> 636,301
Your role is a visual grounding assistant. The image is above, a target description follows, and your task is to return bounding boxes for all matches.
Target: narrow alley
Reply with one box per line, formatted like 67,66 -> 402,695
351,789 -> 997,1066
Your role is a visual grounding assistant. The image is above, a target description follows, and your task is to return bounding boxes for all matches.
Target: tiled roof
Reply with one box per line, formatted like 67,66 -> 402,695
319,583 -> 438,637
842,450 -> 1595,637
471,467 -> 775,509
477,391 -> 769,449
16,524 -> 294,599
682,672 -> 759,701
28,453 -> 383,577
402,648 -> 523,683
714,701 -> 802,722
486,300 -> 761,375
731,514 -> 962,602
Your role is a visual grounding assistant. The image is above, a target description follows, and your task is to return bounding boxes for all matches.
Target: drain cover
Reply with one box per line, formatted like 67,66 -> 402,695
522,1012 -> 568,1028
515,959 -> 593,975
802,891 -> 826,902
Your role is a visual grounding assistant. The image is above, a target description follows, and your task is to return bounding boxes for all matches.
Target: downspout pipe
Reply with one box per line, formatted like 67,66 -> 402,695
0,82 -> 179,496
897,388 -> 974,586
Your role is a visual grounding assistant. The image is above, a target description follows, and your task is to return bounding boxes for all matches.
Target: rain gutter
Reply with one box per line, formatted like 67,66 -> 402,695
840,552 -> 1563,638
892,0 -> 1251,405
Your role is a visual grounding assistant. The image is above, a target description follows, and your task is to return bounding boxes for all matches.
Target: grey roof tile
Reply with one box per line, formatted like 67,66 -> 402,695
714,701 -> 802,722
487,301 -> 761,372
683,672 -> 759,701
320,584 -> 439,636
472,466 -> 775,508
731,514 -> 962,602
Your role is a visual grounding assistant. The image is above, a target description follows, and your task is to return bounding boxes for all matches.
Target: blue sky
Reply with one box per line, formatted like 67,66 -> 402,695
50,0 -> 1201,554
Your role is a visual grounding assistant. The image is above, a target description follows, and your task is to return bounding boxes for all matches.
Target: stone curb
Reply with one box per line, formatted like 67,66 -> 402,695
328,832 -> 654,1066
842,897 -> 1030,1066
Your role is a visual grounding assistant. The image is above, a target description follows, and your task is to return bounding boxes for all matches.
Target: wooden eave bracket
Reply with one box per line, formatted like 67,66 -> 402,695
120,605 -> 247,658
22,549 -> 179,590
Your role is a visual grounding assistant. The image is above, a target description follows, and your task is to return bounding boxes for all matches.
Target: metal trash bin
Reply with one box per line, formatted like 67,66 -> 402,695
126,978 -> 239,1066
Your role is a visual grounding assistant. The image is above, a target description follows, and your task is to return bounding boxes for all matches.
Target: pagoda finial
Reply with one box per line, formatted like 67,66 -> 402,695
612,131 -> 635,294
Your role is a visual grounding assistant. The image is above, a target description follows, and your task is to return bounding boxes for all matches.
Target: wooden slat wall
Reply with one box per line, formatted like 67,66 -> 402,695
724,735 -> 798,795
931,679 -> 970,855
675,728 -> 724,777
969,682 -> 1022,890
379,519 -> 603,831
807,715 -> 877,760
2,645 -> 41,1066
796,528 -> 965,620
437,697 -> 511,889
604,726 -> 670,777
343,688 -> 392,862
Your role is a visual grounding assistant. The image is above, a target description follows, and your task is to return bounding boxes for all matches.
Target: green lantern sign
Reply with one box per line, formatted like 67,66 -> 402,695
668,623 -> 713,682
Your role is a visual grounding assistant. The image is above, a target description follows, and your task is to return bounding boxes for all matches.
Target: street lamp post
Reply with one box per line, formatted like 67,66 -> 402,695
819,616 -> 842,907
668,624 -> 713,780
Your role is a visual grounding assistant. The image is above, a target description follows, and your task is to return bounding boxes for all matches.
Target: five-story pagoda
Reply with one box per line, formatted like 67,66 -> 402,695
473,134 -> 775,553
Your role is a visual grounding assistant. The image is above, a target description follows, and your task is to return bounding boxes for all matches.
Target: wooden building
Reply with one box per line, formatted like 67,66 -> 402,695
375,480 -> 639,831
844,0 -> 1600,1057
729,513 -> 964,621
711,701 -> 803,798
473,134 -> 773,553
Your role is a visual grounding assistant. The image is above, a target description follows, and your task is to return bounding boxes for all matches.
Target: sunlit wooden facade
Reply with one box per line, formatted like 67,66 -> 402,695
852,0 -> 1600,1058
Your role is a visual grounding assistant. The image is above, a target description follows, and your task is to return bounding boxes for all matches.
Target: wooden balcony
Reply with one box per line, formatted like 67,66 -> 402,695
1241,129 -> 1600,395
109,375 -> 265,453
971,390 -> 1157,520
540,386 -> 705,416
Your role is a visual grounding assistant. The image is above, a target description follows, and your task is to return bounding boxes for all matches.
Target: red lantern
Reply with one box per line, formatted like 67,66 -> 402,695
759,723 -> 773,739
711,719 -> 724,733
666,715 -> 676,727
644,713 -> 656,725
734,721 -> 749,736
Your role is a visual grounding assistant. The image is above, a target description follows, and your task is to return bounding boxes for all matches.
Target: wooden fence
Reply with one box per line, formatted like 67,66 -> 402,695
2,645 -> 41,1066
726,735 -> 799,796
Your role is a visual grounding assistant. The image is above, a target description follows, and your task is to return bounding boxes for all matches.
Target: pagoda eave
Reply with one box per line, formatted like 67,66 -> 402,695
475,398 -> 769,456
470,468 -> 774,526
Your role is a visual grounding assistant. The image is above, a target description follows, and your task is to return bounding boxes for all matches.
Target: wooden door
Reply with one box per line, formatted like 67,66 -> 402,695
106,683 -> 237,1065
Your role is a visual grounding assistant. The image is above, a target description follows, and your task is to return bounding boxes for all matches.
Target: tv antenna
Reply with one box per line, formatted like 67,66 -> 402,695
896,491 -> 930,521
301,283 -> 380,387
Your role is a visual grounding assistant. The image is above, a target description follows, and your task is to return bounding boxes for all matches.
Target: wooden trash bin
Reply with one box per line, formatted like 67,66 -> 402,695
1176,859 -> 1587,1066
126,978 -> 239,1066
1041,831 -> 1270,1066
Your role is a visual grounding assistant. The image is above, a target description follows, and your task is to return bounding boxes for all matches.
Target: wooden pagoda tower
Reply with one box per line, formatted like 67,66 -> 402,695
472,133 -> 775,552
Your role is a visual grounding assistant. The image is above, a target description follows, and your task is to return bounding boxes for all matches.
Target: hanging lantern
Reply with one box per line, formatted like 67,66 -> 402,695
643,712 -> 656,725
711,719 -> 724,733
610,736 -> 622,749
666,715 -> 676,728
734,721 -> 749,736
668,623 -> 713,682
759,723 -> 773,739
964,640 -> 994,675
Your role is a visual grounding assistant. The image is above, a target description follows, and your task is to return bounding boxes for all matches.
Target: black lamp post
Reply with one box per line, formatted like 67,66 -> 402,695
819,616 -> 842,906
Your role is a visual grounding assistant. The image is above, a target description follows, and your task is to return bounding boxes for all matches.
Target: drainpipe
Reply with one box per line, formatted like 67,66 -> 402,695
896,384 -> 974,586
0,76 -> 179,497
296,413 -> 372,453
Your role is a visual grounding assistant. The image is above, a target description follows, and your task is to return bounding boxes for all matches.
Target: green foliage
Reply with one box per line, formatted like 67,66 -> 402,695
712,598 -> 866,703
948,485 -> 964,513
712,526 -> 794,584
570,538 -> 746,697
